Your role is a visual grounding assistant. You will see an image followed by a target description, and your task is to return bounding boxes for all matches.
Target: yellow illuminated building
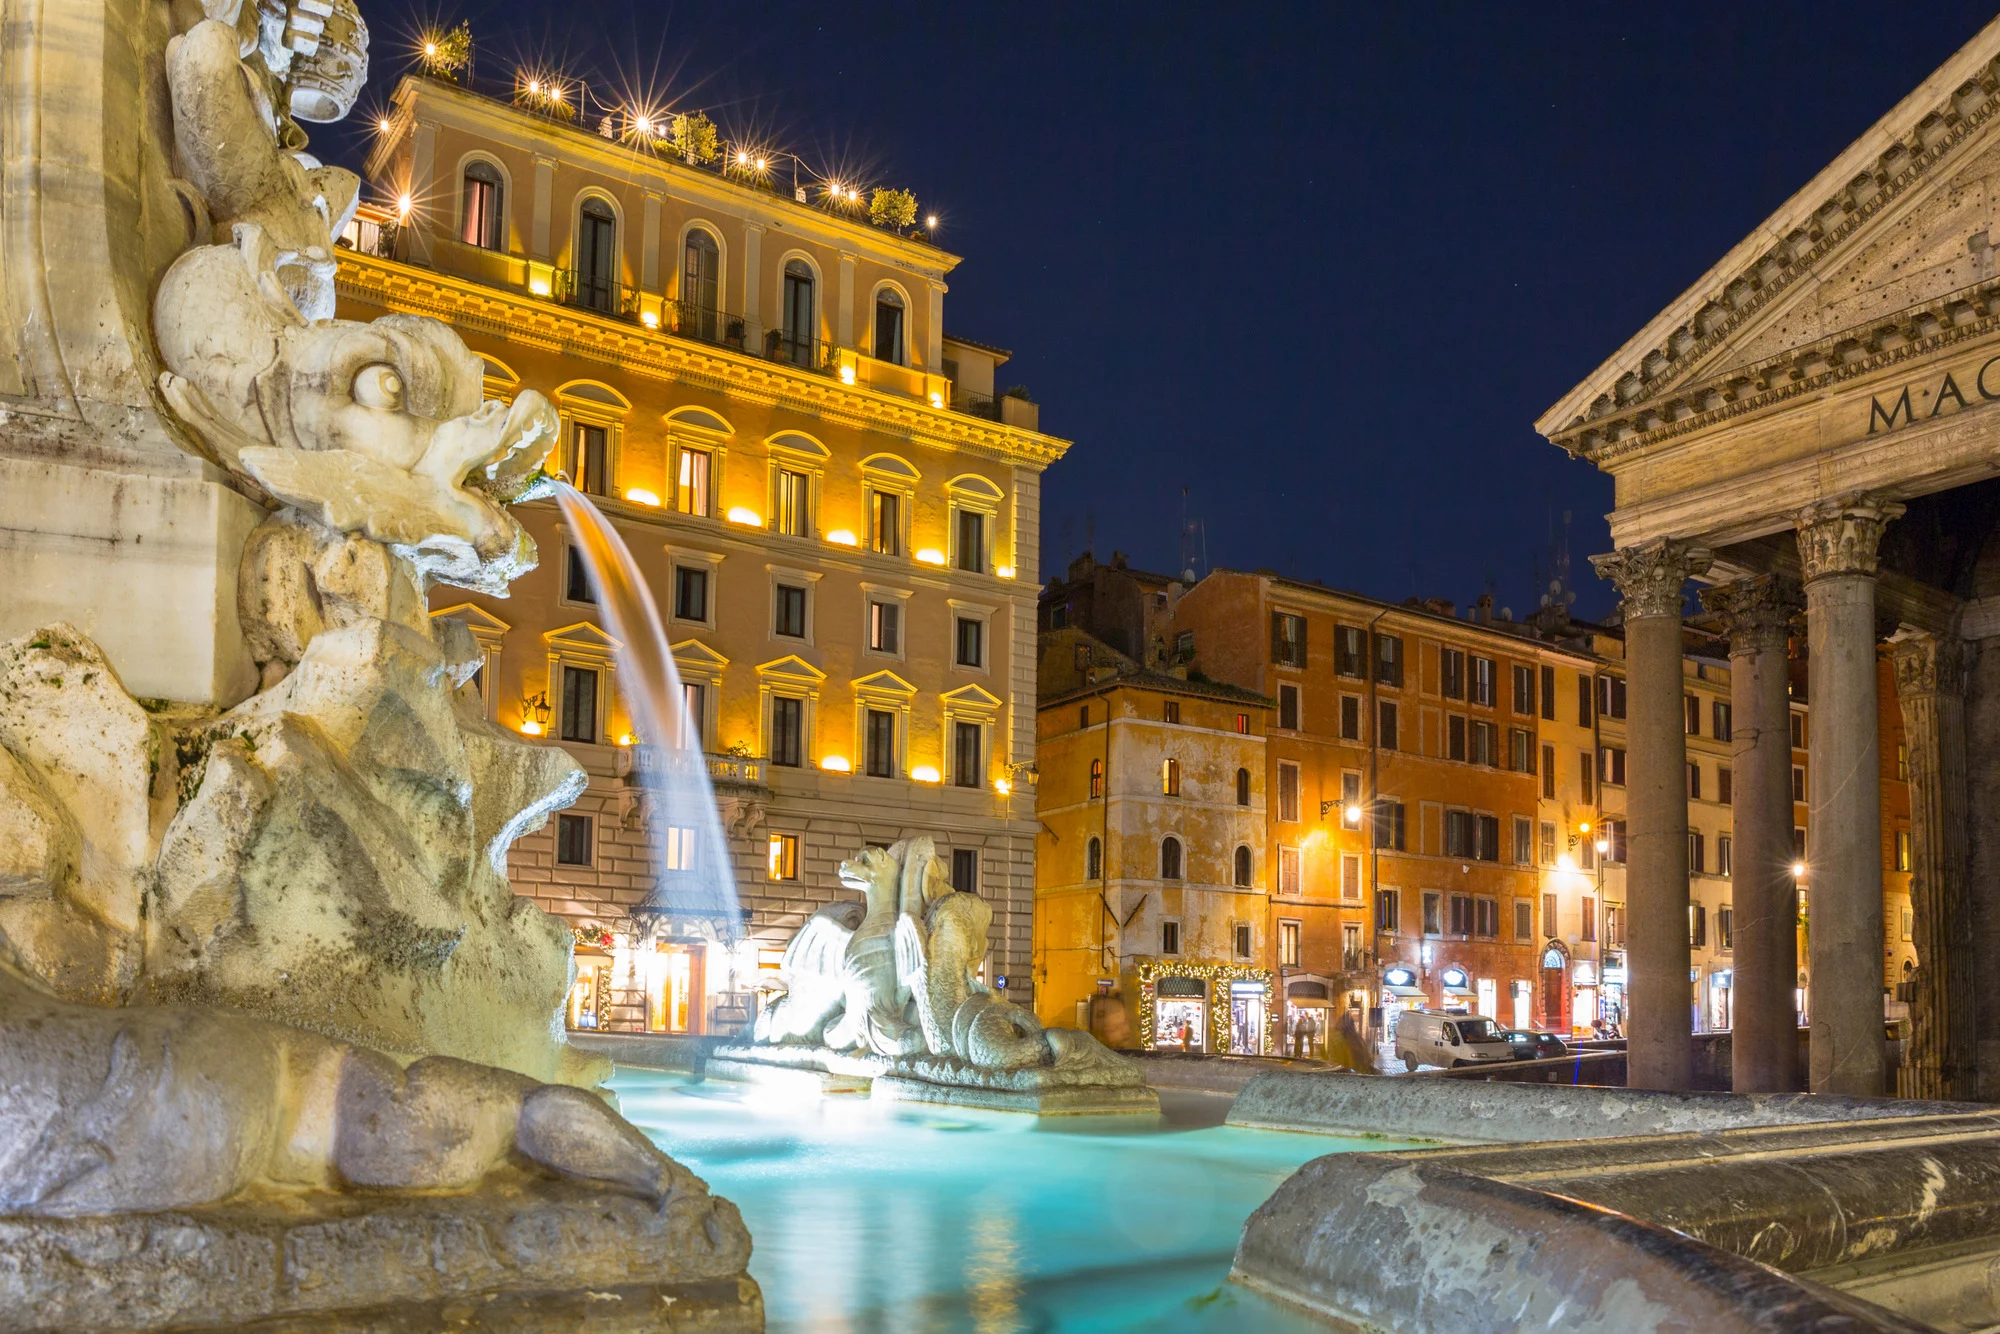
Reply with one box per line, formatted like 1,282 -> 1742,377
338,74 -> 1069,1032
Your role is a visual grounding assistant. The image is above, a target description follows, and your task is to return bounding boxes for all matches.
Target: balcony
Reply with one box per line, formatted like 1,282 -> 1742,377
555,267 -> 637,319
617,745 -> 769,792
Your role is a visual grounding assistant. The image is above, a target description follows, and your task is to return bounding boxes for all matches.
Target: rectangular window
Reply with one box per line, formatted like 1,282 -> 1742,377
865,708 -> 896,778
1444,809 -> 1475,858
1581,896 -> 1597,942
461,171 -> 501,249
1541,745 -> 1556,798
681,682 -> 705,750
775,468 -> 810,537
1470,721 -> 1496,767
1515,898 -> 1533,941
1340,853 -> 1361,900
1580,749 -> 1594,802
871,490 -> 902,555
1717,906 -> 1734,951
1685,694 -> 1701,736
1896,830 -> 1911,872
1605,819 -> 1628,864
955,616 -> 984,668
676,446 -> 710,515
1440,648 -> 1466,700
1540,821 -> 1557,865
1341,772 -> 1362,828
666,827 -> 699,880
1162,758 -> 1182,796
1476,896 -> 1498,939
1512,815 -> 1533,865
1376,887 -> 1400,933
1271,612 -> 1308,668
1374,633 -> 1404,687
559,664 -> 598,743
1449,892 -> 1474,936
956,508 -> 986,574
1339,695 -> 1361,740
1795,826 -> 1807,861
1606,906 -> 1623,947
1176,630 -> 1194,658
674,566 -> 709,622
1597,675 -> 1628,720
1718,766 -> 1733,805
1713,700 -> 1733,742
953,721 -> 982,788
565,545 -> 595,603
1164,700 -> 1181,724
1791,712 -> 1805,749
1471,657 -> 1495,707
1423,891 -> 1442,936
1718,835 -> 1733,877
1343,923 -> 1362,971
770,696 -> 804,767
1689,903 -> 1707,948
1373,799 -> 1406,850
1513,663 -> 1535,716
1540,664 -> 1557,720
1379,701 -> 1399,750
1279,920 -> 1301,969
1236,712 -> 1250,733
951,848 -> 979,893
767,832 -> 799,880
1161,920 -> 1181,956
1509,728 -> 1534,773
774,583 -> 807,638
573,425 -> 609,497
555,813 -> 593,865
1477,814 -> 1500,862
1792,765 -> 1806,803
869,600 -> 900,654
1897,743 -> 1908,782
1689,830 -> 1705,874
1277,682 -> 1301,730
1448,715 -> 1467,761
1335,626 -> 1365,677
1277,762 -> 1301,823
1688,763 -> 1702,801
1600,747 -> 1627,786
1279,846 -> 1302,895
1234,923 -> 1254,960
1543,892 -> 1558,938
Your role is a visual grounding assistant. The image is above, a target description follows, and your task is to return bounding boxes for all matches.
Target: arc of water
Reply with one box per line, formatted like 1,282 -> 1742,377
550,483 -> 743,945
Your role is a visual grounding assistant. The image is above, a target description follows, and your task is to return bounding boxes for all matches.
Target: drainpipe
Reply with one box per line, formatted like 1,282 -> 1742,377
1365,607 -> 1389,1042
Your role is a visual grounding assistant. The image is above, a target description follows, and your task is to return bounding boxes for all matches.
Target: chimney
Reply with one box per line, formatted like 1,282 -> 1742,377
1475,593 -> 1494,625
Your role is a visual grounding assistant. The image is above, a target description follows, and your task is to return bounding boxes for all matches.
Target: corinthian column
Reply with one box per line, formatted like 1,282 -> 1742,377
1700,575 -> 1802,1093
1593,538 -> 1712,1091
1796,496 -> 1903,1097
1892,632 -> 1973,1100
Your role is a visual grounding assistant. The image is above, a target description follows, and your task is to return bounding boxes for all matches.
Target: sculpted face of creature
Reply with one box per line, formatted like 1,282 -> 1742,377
837,846 -> 900,895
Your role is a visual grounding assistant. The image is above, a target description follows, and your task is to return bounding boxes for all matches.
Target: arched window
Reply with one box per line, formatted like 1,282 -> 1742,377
461,161 -> 503,250
1236,767 -> 1250,806
1161,837 -> 1183,880
1089,758 -> 1103,798
1162,758 -> 1181,797
1234,845 -> 1252,887
681,228 -> 720,339
1086,836 -> 1102,880
780,259 -> 815,366
575,198 -> 618,313
873,287 -> 905,365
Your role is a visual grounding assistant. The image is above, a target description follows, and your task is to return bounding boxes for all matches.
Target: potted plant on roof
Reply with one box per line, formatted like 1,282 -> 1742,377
669,111 -> 720,166
868,188 -> 918,231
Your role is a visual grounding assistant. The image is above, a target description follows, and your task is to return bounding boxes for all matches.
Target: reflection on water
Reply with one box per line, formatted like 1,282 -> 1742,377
612,1069 -> 1419,1333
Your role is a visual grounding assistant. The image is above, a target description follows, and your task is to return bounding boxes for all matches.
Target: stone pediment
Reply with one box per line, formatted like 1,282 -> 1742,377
671,638 -> 730,670
755,654 -> 826,682
1540,19 -> 2000,450
544,620 -> 620,651
851,668 -> 916,697
431,602 -> 511,634
940,682 -> 1004,709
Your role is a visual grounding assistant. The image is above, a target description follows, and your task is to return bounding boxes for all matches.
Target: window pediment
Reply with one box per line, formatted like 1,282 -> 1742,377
756,654 -> 827,684
545,621 -> 621,661
431,602 -> 511,635
852,668 -> 917,699
672,639 -> 730,672
941,683 -> 1003,712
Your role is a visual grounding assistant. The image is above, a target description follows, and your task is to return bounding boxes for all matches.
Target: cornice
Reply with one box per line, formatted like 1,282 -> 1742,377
1540,23 -> 2000,442
334,252 -> 1072,471
1558,275 -> 2000,466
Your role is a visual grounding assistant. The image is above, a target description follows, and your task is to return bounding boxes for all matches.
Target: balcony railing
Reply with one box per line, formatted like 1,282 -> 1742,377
555,267 -> 636,318
617,745 -> 769,790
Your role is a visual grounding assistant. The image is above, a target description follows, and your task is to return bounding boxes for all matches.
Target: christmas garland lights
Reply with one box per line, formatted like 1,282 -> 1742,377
1133,957 -> 1276,1054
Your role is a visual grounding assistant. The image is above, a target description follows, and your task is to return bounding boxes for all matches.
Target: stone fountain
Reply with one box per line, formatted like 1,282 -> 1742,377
713,837 -> 1157,1114
0,2 -> 756,1327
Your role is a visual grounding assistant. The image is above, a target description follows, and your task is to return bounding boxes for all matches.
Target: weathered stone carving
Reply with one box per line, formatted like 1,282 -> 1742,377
733,837 -> 1153,1112
1591,538 -> 1714,619
1796,495 -> 1906,582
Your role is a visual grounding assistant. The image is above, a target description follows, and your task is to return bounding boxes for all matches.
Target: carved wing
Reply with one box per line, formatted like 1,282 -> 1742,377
894,913 -> 947,1054
782,902 -> 861,984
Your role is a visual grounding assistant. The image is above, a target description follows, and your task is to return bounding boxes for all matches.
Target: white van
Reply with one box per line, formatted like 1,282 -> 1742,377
1395,1011 -> 1517,1072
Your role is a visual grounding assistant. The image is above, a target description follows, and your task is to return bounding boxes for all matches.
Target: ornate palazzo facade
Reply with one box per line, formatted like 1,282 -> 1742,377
1541,19 -> 2000,1098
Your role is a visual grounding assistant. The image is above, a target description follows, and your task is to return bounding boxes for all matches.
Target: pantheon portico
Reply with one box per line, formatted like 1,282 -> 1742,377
1541,17 -> 2000,1100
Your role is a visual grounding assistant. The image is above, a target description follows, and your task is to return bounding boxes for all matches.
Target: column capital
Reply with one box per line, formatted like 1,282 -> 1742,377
1699,574 -> 1801,655
1891,630 -> 1967,700
1795,494 -> 1904,582
1591,538 -> 1712,620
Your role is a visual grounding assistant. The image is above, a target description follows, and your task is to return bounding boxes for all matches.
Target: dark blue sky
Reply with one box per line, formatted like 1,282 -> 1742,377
329,3 -> 1997,617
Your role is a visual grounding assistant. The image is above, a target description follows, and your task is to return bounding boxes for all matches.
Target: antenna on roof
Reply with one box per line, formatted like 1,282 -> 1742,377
1178,487 -> 1207,583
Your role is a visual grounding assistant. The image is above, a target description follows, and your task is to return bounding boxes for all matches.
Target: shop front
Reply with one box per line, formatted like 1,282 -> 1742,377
1438,966 -> 1476,1014
1539,942 -> 1570,1031
1705,966 -> 1733,1033
1135,959 -> 1275,1054
563,927 -> 718,1035
1285,979 -> 1332,1059
1380,965 -> 1428,1051
1601,952 -> 1627,1031
1509,979 -> 1533,1029
1572,960 -> 1599,1034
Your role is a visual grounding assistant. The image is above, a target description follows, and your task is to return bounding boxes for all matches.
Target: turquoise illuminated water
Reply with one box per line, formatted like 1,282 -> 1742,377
611,1069 -> 1419,1333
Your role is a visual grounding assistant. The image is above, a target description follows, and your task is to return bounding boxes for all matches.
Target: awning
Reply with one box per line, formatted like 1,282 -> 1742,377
1383,982 -> 1428,998
1288,997 -> 1335,1009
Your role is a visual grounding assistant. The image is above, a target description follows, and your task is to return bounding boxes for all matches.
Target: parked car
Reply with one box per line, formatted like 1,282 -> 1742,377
1395,1011 -> 1518,1072
1496,1028 -> 1570,1061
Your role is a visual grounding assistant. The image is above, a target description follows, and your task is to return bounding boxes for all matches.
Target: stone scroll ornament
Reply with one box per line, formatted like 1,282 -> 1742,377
1590,537 -> 1714,618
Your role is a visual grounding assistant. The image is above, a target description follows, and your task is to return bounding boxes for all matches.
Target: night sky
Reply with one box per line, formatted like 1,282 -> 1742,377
325,3 -> 1998,618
